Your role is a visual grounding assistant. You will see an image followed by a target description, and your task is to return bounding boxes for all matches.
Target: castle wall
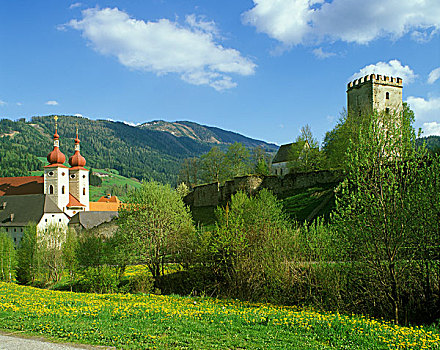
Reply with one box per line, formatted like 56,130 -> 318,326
186,170 -> 342,208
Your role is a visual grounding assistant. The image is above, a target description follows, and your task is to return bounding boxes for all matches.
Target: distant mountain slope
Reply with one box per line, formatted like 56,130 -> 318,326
416,135 -> 440,152
0,116 -> 276,185
140,120 -> 277,152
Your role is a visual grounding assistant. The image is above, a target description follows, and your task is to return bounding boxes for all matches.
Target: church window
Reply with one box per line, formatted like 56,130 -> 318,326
49,185 -> 54,194
45,219 -> 48,222
62,186 -> 65,194
83,175 -> 86,178
385,108 -> 390,114
62,172 -> 65,176
83,188 -> 86,195
14,228 -> 16,232
70,174 -> 76,179
59,219 -> 61,222
385,92 -> 390,100
48,171 -> 54,176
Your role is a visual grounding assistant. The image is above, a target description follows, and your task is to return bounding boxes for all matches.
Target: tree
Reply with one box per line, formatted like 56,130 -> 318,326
0,230 -> 16,282
252,146 -> 271,175
178,157 -> 199,188
116,181 -> 195,278
199,146 -> 228,183
210,189 -> 294,300
38,224 -> 68,283
63,228 -> 78,291
225,142 -> 251,178
17,223 -> 39,284
289,125 -> 322,172
332,108 -> 439,324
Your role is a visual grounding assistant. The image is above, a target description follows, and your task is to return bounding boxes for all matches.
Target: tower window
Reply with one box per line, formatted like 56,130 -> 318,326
385,108 -> 390,114
48,171 -> 54,176
49,185 -> 54,194
70,174 -> 76,179
83,188 -> 86,195
61,172 -> 65,176
83,175 -> 86,179
385,92 -> 390,100
62,186 -> 65,194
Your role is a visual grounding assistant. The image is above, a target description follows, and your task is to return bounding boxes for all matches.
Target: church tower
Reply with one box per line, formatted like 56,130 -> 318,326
347,74 -> 403,117
68,127 -> 89,211
44,116 -> 70,212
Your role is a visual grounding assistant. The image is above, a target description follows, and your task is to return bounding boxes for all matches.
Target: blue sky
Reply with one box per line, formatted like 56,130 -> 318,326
1,0 -> 439,145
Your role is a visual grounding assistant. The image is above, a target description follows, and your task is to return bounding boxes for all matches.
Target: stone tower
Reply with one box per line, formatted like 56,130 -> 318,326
347,74 -> 403,117
44,116 -> 70,212
68,128 -> 89,211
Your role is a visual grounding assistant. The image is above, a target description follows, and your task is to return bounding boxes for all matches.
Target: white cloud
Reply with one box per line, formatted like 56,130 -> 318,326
74,113 -> 83,117
242,0 -> 440,46
69,3 -> 82,10
428,67 -> 440,84
422,122 -> 440,136
0,100 -> 6,106
349,60 -> 416,85
406,96 -> 440,123
65,7 -> 256,90
45,100 -> 59,106
312,47 -> 335,59
16,102 -> 22,106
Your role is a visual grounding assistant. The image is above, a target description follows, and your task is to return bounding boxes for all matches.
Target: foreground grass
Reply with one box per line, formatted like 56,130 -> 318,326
0,283 -> 438,349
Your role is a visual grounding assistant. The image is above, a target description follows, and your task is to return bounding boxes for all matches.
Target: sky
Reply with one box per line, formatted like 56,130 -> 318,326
1,0 -> 439,145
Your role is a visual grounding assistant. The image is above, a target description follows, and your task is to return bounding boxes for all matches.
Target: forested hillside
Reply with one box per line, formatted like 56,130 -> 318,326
0,116 -> 276,184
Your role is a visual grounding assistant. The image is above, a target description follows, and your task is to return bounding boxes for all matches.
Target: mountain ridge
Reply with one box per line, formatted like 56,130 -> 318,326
0,115 -> 277,184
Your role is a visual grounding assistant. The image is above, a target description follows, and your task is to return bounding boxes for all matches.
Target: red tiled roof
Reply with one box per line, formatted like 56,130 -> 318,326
67,193 -> 85,207
0,176 -> 44,196
97,195 -> 121,203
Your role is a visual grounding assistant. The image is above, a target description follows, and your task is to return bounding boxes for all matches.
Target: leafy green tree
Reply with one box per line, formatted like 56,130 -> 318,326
63,228 -> 79,291
116,181 -> 195,278
332,109 -> 439,324
0,230 -> 16,282
199,146 -> 228,183
289,125 -> 322,172
252,146 -> 271,175
225,142 -> 251,178
210,189 -> 294,300
17,223 -> 39,284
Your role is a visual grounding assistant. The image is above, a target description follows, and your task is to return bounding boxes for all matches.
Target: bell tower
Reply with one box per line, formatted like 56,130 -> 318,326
44,116 -> 70,211
68,126 -> 89,211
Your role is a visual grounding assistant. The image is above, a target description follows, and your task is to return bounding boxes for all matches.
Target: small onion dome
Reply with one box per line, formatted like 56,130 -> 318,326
69,151 -> 86,167
69,133 -> 86,167
47,129 -> 66,165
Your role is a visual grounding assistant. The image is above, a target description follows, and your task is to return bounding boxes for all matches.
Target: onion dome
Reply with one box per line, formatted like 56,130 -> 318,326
69,129 -> 86,168
47,116 -> 66,165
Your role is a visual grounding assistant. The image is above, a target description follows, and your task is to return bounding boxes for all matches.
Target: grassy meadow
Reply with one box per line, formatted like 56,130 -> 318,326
0,282 -> 439,349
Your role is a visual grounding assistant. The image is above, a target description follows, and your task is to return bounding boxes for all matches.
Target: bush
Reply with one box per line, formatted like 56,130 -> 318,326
127,271 -> 154,294
80,265 -> 120,294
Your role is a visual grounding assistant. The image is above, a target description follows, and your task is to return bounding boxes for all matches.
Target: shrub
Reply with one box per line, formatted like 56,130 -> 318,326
80,265 -> 120,294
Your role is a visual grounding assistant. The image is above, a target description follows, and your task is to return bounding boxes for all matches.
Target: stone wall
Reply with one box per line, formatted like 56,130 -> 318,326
185,170 -> 342,207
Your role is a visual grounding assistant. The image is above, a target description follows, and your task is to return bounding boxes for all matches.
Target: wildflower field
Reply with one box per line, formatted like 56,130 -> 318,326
0,282 -> 438,349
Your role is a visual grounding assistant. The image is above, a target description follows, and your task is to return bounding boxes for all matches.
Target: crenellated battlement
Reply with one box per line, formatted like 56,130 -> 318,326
347,74 -> 402,90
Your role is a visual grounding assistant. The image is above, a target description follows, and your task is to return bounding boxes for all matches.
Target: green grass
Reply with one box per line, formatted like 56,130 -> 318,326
281,183 -> 338,223
31,157 -> 141,201
0,282 -> 438,349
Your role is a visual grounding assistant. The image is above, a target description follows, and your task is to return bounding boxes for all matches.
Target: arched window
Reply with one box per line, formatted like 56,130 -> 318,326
385,92 -> 390,100
49,185 -> 54,194
83,188 -> 86,196
62,186 -> 65,194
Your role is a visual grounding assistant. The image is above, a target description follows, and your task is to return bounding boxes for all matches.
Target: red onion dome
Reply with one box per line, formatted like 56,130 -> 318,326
69,151 -> 86,167
47,146 -> 66,165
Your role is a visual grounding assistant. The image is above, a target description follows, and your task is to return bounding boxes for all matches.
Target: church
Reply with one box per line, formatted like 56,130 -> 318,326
0,117 -> 118,245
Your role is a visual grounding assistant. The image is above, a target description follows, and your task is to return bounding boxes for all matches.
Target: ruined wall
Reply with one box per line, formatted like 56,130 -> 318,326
185,170 -> 342,207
